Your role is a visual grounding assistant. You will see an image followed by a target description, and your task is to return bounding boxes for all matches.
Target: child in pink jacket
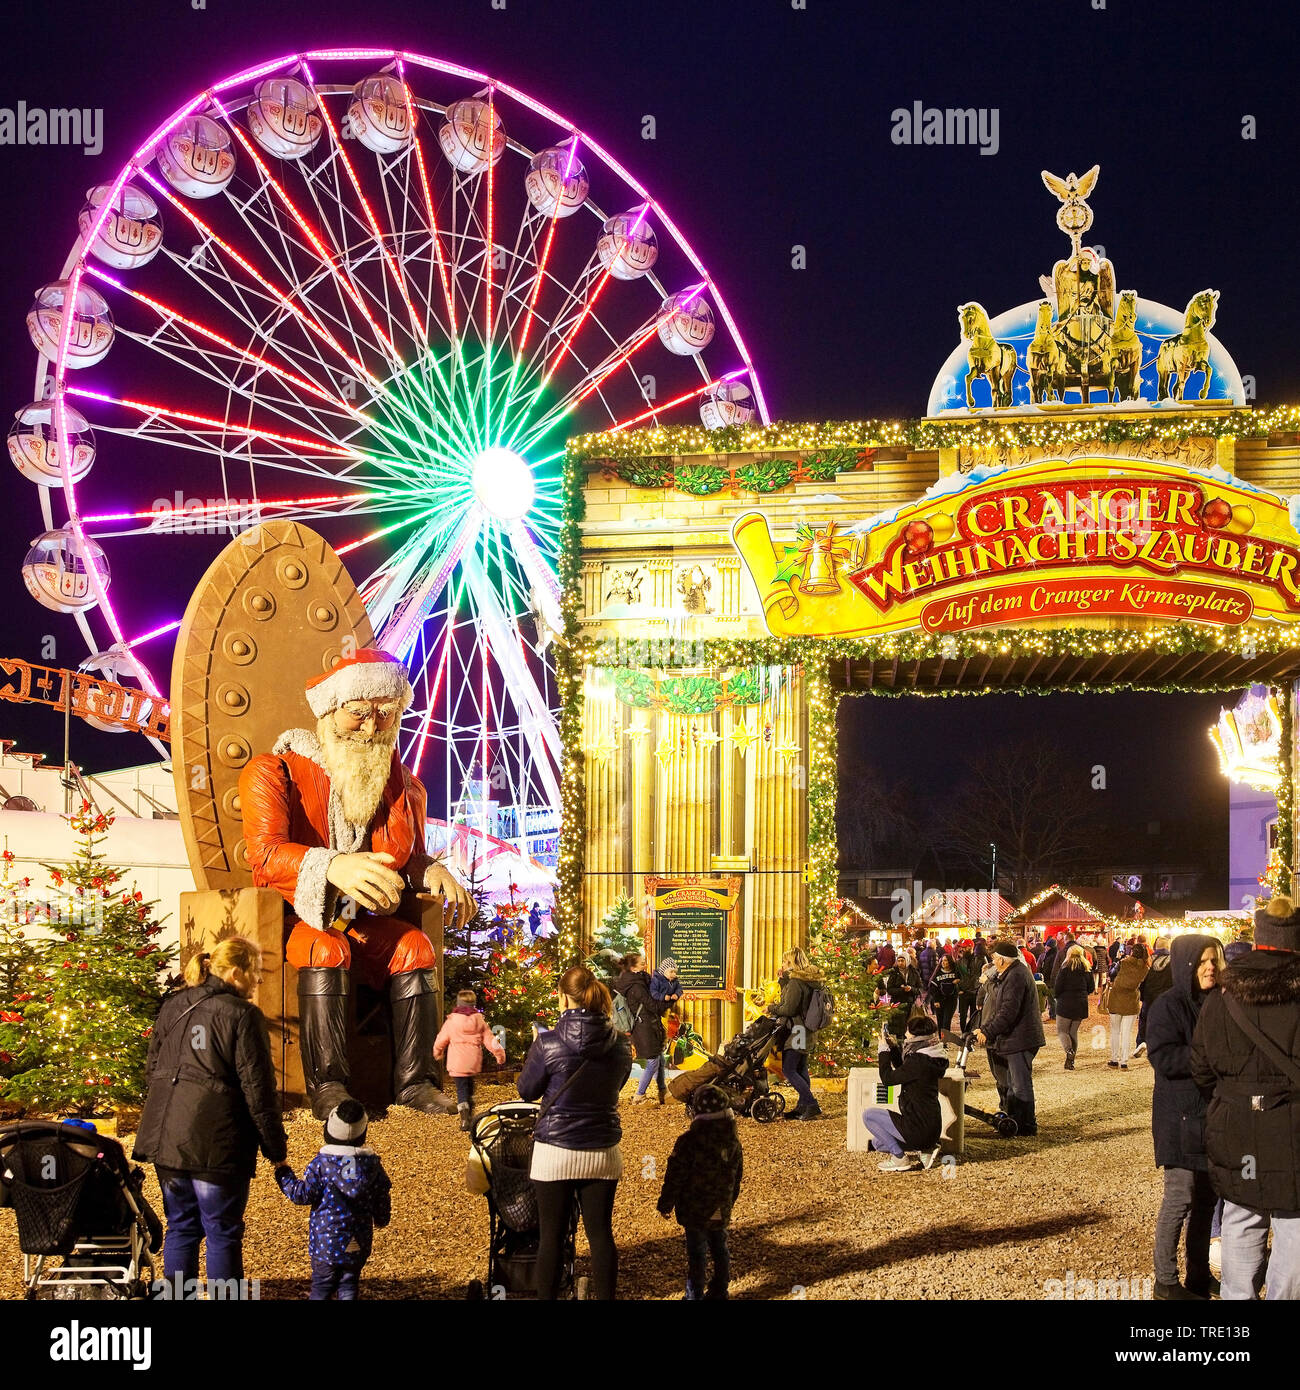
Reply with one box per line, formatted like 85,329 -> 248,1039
434,989 -> 506,1130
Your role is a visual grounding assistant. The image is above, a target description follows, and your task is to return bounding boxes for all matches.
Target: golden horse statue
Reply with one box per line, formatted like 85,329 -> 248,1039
1156,289 -> 1219,401
1108,289 -> 1143,402
1026,301 -> 1065,404
959,302 -> 1018,408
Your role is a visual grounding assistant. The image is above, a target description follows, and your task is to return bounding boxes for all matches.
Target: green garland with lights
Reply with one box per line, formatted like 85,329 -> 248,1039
569,405 -> 1300,472
1278,681 -> 1295,899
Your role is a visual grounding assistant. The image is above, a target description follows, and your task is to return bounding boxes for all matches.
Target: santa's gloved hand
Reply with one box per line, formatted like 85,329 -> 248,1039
327,851 -> 404,913
423,861 -> 474,925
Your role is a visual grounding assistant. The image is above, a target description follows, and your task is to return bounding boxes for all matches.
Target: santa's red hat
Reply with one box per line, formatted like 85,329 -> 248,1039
305,649 -> 414,718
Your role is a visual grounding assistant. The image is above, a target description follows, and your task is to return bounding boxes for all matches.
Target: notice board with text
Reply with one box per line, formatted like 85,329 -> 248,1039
643,875 -> 741,1002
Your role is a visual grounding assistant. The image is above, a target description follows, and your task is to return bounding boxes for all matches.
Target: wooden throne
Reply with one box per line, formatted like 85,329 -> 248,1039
170,520 -> 445,1107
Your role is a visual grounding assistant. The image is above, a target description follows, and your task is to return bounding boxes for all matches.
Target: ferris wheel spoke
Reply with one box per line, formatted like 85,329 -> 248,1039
138,169 -> 397,402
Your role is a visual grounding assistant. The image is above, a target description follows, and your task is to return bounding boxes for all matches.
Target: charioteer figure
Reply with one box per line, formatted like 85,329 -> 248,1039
238,648 -> 473,1119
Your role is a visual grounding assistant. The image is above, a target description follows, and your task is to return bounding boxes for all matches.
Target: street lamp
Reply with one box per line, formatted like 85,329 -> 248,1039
989,842 -> 997,893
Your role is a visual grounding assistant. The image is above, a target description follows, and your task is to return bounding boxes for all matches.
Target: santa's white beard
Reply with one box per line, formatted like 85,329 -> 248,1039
318,717 -> 399,827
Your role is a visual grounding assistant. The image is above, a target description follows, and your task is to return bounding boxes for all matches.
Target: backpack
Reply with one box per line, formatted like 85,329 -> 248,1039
611,989 -> 641,1036
803,983 -> 834,1033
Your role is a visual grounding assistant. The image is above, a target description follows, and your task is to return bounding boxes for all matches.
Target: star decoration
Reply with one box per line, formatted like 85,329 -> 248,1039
654,738 -> 678,771
775,741 -> 801,765
730,720 -> 757,756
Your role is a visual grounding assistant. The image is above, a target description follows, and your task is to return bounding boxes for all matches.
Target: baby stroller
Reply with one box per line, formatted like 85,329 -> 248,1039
0,1119 -> 162,1299
464,1102 -> 585,1300
668,1014 -> 787,1123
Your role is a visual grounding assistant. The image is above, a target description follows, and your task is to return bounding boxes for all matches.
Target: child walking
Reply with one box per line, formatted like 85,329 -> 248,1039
275,1099 -> 392,1300
434,989 -> 506,1131
657,1084 -> 744,1300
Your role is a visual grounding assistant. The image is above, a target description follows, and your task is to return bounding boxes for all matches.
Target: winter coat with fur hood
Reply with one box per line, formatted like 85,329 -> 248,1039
1191,948 -> 1300,1211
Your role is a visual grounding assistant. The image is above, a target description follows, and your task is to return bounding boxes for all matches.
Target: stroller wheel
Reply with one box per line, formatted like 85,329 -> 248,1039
466,1278 -> 485,1301
750,1094 -> 781,1124
770,1090 -> 787,1115
575,1276 -> 589,1301
994,1113 -> 1020,1138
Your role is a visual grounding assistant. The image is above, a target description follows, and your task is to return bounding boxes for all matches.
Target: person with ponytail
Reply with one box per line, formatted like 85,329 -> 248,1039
517,963 -> 633,1299
133,936 -> 287,1288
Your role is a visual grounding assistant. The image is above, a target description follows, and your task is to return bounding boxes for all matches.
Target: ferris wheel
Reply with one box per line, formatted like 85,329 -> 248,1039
14,48 -> 769,843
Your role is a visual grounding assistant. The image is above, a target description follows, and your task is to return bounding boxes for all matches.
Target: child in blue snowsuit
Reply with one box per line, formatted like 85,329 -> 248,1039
651,957 -> 683,1009
275,1099 -> 392,1300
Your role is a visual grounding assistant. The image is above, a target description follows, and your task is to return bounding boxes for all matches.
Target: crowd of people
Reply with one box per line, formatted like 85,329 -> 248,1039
119,902 -> 1297,1303
861,908 -> 1299,1303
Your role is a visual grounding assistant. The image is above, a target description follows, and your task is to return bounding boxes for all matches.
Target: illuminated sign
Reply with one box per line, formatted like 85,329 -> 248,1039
732,458 -> 1300,638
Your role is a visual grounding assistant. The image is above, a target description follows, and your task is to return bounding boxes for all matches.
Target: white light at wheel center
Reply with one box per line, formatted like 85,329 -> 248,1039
471,447 -> 534,521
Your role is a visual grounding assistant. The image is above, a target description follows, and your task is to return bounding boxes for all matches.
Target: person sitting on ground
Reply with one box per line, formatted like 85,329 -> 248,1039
275,1099 -> 392,1301
863,1016 -> 950,1172
1148,934 -> 1224,1302
657,1084 -> 744,1300
1191,897 -> 1300,1301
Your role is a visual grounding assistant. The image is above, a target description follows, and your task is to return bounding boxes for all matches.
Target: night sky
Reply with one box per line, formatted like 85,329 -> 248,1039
0,0 -> 1293,878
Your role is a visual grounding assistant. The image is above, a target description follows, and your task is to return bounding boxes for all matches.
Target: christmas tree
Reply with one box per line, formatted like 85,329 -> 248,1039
442,853 -> 492,1009
806,902 -> 893,1076
2,804 -> 173,1115
482,920 -> 557,1059
0,847 -> 41,1087
586,896 -> 642,982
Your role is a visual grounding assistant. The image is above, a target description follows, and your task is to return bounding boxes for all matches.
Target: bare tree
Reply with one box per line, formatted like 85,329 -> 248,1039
932,735 -> 1100,901
837,765 -> 925,870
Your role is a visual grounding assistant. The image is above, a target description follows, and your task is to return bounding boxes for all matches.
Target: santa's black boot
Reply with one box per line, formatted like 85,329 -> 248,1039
297,966 -> 358,1120
391,968 -> 457,1114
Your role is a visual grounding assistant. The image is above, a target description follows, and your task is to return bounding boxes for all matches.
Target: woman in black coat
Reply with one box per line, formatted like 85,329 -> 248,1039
1052,944 -> 1093,1069
883,950 -> 922,1038
518,964 -> 633,1299
1147,933 -> 1223,1300
133,936 -> 287,1286
613,954 -> 670,1104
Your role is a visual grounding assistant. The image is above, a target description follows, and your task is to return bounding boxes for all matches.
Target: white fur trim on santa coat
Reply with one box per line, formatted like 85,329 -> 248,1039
304,662 -> 414,718
274,728 -> 376,928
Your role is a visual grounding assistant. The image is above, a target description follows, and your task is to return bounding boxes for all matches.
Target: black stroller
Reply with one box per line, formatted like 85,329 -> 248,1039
464,1102 -> 585,1300
669,1014 -> 787,1123
0,1119 -> 163,1299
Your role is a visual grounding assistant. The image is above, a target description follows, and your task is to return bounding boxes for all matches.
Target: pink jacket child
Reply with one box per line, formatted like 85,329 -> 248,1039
434,990 -> 506,1129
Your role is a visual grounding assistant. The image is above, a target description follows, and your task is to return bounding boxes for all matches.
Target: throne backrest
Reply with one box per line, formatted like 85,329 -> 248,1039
170,521 -> 374,891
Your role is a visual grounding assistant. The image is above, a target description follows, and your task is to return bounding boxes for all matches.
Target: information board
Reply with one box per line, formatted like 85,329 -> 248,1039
643,875 -> 741,1002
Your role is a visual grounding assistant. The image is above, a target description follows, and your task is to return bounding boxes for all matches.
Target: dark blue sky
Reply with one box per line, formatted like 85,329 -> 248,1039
0,0 -> 1293,798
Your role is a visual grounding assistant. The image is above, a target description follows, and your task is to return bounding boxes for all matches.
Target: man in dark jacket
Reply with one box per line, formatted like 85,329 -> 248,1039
1191,897 -> 1300,1301
1224,925 -> 1254,965
1147,933 -> 1223,1300
975,941 -> 1045,1136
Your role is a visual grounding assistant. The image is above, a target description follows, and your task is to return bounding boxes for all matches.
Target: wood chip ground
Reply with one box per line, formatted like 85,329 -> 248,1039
0,1039 -> 1167,1300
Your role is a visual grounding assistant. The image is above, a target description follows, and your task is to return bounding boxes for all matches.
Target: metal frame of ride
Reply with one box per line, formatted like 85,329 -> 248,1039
14,47 -> 768,865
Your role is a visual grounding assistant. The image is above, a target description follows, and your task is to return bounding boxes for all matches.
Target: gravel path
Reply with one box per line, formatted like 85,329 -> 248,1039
0,1038 -> 1165,1300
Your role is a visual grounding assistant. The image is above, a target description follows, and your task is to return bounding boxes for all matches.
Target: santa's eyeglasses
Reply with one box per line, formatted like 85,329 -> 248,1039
336,702 -> 400,729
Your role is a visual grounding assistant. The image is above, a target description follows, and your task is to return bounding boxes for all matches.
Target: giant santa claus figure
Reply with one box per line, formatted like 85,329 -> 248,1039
239,648 -> 473,1119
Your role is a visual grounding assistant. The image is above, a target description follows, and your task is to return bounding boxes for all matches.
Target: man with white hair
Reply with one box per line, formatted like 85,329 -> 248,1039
240,649 -> 473,1118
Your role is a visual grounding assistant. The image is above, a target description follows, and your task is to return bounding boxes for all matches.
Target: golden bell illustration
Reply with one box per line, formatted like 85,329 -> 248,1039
800,530 -> 842,595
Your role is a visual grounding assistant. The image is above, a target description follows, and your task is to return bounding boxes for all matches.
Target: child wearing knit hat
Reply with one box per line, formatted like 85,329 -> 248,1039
275,1099 -> 392,1300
